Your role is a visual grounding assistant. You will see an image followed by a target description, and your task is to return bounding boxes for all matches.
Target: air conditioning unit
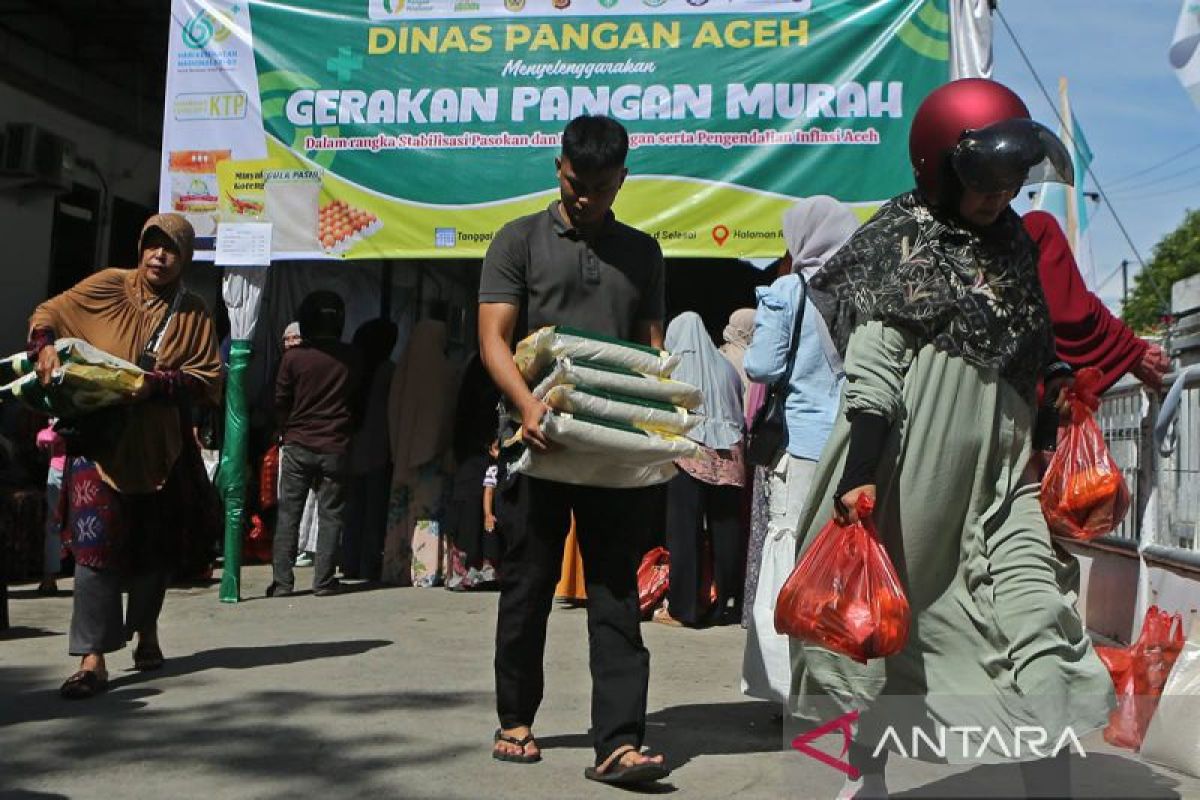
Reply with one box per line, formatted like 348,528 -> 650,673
0,123 -> 74,189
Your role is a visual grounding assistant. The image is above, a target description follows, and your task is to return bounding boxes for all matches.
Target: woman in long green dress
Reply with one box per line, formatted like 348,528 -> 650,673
790,79 -> 1114,799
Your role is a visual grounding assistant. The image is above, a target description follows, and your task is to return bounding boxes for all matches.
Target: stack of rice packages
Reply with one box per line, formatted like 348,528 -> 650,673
0,338 -> 146,417
505,326 -> 704,488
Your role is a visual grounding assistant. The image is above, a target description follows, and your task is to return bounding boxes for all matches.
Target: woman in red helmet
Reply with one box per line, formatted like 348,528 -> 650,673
790,79 -> 1113,799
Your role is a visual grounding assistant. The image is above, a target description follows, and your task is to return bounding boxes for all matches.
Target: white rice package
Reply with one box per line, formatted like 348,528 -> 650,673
533,358 -> 703,411
503,411 -> 697,488
0,338 -> 145,417
515,326 -> 680,383
1,338 -> 140,381
541,412 -> 697,462
542,385 -> 697,436
507,449 -> 679,489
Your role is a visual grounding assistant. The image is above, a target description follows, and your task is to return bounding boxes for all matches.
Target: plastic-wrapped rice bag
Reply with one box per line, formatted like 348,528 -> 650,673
515,326 -> 680,383
0,338 -> 145,417
506,449 -> 679,489
541,385 -> 697,436
503,411 -> 697,488
540,412 -> 697,461
533,358 -> 702,411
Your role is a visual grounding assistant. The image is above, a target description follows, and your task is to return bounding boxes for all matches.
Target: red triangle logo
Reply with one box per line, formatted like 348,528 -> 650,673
790,709 -> 862,780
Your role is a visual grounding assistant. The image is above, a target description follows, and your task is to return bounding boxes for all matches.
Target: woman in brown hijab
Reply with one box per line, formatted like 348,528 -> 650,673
28,213 -> 222,699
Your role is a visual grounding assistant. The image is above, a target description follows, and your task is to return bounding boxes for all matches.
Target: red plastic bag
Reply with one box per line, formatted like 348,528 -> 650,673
260,444 -> 280,511
637,547 -> 670,618
1040,368 -> 1131,540
774,496 -> 911,663
1102,605 -> 1186,750
243,512 -> 273,564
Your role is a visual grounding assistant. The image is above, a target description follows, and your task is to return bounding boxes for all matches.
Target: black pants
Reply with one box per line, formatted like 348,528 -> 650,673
273,444 -> 346,592
664,471 -> 743,625
69,565 -> 167,655
494,476 -> 651,762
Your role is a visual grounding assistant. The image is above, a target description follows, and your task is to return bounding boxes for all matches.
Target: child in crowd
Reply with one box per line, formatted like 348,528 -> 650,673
446,438 -> 502,591
36,419 -> 65,595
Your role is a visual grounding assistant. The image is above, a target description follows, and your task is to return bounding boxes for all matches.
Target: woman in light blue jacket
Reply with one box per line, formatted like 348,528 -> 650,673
740,197 -> 860,703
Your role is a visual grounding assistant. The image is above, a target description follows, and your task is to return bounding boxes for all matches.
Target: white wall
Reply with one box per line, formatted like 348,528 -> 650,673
0,81 -> 160,354
1063,541 -> 1142,643
1065,540 -> 1200,645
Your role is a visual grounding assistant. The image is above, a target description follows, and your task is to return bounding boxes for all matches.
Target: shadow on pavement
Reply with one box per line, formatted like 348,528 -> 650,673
537,699 -> 782,772
0,639 -> 394,730
0,673 -> 484,797
647,700 -> 782,769
109,638 -> 394,689
0,626 -> 61,642
3,587 -> 72,600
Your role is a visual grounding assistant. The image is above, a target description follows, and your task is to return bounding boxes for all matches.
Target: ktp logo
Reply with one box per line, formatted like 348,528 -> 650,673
182,4 -> 237,50
791,710 -> 860,780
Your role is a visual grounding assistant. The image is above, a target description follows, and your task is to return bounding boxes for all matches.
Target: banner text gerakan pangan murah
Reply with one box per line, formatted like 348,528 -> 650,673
160,0 -> 951,259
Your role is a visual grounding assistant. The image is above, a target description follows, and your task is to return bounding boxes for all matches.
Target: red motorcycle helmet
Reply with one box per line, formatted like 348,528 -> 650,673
910,78 -> 1073,208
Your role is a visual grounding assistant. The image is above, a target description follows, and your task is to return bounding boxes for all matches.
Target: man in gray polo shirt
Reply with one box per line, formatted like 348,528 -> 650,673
478,115 -> 670,786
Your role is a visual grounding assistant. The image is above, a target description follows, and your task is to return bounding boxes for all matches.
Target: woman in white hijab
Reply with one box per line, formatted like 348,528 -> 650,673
740,196 -> 859,701
718,308 -> 756,401
657,312 -> 746,627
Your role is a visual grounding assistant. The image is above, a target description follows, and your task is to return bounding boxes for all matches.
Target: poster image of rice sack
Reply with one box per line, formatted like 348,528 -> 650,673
216,156 -> 384,257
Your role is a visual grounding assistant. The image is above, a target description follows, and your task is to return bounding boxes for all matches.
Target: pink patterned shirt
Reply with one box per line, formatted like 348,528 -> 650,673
676,441 -> 746,487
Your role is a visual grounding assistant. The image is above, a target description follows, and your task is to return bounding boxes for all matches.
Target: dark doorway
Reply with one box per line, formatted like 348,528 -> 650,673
665,258 -> 777,344
46,183 -> 100,298
108,195 -> 155,267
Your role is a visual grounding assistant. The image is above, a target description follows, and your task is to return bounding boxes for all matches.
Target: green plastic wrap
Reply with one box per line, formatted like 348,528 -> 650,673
217,340 -> 252,603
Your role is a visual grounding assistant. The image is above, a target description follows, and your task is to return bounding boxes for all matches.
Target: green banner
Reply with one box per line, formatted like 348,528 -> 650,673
162,0 -> 950,258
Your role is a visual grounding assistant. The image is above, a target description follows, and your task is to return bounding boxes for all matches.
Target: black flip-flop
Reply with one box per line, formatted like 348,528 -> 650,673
133,645 -> 165,672
59,670 -> 109,700
584,747 -> 670,786
492,728 -> 542,764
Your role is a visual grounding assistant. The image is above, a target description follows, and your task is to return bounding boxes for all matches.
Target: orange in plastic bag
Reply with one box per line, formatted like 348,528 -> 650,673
1101,605 -> 1186,750
1040,368 -> 1131,540
774,496 -> 911,664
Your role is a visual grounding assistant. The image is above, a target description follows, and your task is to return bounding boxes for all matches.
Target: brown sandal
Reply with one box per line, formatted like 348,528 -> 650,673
60,670 -> 109,700
652,607 -> 683,627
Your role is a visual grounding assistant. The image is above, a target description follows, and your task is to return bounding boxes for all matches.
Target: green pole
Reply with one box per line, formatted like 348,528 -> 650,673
217,339 -> 252,603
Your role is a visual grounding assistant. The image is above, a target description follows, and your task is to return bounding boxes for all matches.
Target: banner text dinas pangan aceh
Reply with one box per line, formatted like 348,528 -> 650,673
160,0 -> 951,259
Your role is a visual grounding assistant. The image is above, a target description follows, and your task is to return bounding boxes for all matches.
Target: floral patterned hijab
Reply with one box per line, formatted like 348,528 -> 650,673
808,191 -> 1055,396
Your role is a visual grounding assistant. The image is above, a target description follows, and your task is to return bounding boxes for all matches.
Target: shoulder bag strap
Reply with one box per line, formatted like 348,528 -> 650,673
142,288 -> 185,364
771,275 -> 808,391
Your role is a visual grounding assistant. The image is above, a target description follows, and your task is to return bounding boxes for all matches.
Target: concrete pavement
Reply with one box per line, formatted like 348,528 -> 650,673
2,564 -> 1198,799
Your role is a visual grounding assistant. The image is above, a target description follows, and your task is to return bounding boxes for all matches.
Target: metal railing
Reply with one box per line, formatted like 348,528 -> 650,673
1094,380 -> 1146,544
1094,369 -> 1200,562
